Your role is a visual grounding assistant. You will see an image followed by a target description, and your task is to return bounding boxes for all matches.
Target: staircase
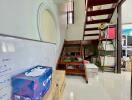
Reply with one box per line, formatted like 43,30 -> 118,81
83,0 -> 119,40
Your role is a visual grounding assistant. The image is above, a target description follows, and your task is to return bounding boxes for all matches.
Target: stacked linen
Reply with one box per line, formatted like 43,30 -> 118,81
100,56 -> 115,66
102,41 -> 114,51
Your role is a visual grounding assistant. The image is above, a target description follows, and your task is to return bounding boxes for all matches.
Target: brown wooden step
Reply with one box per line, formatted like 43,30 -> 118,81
87,8 -> 115,16
86,18 -> 110,24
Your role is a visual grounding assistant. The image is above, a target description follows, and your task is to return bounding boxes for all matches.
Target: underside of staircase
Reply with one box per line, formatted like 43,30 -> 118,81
83,0 -> 120,40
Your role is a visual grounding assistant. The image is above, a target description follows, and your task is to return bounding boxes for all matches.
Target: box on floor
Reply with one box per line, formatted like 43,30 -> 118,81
85,63 -> 98,78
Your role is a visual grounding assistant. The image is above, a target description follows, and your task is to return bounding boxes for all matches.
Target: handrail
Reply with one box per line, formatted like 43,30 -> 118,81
83,0 -> 89,40
85,0 -> 88,10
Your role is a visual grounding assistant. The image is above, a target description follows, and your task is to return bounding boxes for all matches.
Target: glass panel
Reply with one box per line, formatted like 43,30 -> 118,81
68,12 -> 73,24
67,1 -> 74,24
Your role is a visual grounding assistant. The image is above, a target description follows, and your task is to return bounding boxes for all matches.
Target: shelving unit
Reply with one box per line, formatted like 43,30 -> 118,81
57,40 -> 88,83
98,25 -> 116,72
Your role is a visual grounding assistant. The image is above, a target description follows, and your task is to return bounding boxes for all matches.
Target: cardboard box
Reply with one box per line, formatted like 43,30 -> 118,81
12,65 -> 52,100
53,70 -> 66,100
85,63 -> 98,78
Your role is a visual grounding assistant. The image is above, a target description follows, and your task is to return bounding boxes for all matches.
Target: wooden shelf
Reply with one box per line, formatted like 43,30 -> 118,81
98,49 -> 115,52
99,38 -> 113,41
60,61 -> 83,65
98,25 -> 116,72
57,40 -> 88,83
66,69 -> 85,76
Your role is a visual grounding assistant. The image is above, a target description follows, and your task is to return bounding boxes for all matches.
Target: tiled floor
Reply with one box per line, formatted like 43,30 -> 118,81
62,72 -> 131,100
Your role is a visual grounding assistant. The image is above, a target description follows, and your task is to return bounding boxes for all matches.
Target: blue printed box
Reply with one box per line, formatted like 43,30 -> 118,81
11,65 -> 52,100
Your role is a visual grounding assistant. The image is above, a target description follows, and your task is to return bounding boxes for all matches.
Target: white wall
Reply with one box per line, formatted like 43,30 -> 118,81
40,10 -> 57,43
0,0 -> 67,99
66,0 -> 85,40
0,0 -> 40,40
111,0 -> 132,24
0,0 -> 67,67
122,0 -> 132,24
55,2 -> 67,66
110,8 -> 117,24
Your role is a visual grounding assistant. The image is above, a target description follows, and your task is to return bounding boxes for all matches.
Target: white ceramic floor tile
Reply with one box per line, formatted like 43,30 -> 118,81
62,72 -> 131,100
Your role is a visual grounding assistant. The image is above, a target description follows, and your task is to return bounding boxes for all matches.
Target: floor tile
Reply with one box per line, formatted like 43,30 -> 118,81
62,72 -> 131,100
